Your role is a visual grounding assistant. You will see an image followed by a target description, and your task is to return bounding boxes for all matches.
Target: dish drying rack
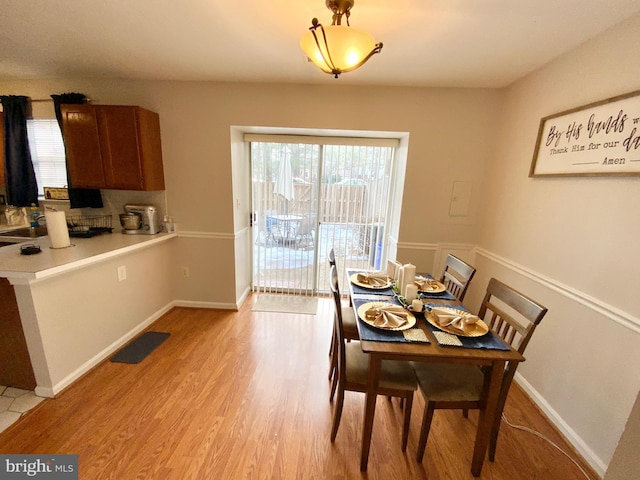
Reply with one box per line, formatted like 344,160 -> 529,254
66,215 -> 113,237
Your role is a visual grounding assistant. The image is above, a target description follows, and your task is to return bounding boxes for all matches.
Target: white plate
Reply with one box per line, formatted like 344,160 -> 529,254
357,301 -> 417,331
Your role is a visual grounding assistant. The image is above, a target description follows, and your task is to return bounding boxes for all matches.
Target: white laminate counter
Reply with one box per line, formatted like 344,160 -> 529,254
0,231 -> 177,281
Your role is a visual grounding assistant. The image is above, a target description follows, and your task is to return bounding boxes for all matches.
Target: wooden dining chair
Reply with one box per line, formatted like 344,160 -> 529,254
328,247 -> 336,268
439,254 -> 477,301
327,248 -> 360,401
414,277 -> 548,463
329,264 -> 417,452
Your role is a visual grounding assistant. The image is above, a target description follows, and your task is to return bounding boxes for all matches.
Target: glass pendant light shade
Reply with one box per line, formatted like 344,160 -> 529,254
300,24 -> 380,76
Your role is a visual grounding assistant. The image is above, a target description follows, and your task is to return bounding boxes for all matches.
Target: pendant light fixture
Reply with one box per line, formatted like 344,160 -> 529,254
300,0 -> 383,78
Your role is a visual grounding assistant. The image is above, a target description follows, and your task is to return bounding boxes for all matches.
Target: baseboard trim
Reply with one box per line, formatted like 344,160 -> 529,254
177,231 -> 235,240
515,373 -> 606,478
236,286 -> 251,309
173,299 -> 238,310
35,300 -> 239,398
40,302 -> 175,398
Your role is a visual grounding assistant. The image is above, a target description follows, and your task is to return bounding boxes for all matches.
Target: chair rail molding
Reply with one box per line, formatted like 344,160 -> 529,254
395,241 -> 437,251
476,247 -> 639,334
177,231 -> 236,240
395,241 -> 476,276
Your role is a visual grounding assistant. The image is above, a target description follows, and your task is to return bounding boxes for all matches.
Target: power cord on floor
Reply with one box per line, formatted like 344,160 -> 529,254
502,413 -> 592,480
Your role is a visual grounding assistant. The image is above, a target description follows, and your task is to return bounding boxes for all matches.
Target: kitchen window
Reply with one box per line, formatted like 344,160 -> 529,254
26,119 -> 68,197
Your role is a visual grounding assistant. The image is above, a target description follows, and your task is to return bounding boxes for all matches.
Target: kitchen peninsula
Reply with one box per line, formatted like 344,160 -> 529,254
0,231 -> 177,397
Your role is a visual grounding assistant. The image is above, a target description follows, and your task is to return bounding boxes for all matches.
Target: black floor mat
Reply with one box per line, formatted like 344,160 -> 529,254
110,331 -> 170,364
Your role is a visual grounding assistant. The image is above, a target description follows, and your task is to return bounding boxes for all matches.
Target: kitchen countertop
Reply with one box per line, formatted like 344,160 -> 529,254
0,231 -> 177,281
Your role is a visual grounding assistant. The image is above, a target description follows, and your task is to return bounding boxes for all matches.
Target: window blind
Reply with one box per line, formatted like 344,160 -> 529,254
26,119 -> 68,195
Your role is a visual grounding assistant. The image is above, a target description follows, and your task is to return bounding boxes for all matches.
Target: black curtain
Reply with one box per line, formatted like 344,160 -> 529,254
51,93 -> 103,209
0,95 -> 38,207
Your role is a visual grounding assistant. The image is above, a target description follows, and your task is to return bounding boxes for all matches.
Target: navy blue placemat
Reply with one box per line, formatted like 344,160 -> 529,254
424,303 -> 468,311
424,323 -> 510,350
351,283 -> 395,296
359,323 -> 411,342
419,290 -> 456,301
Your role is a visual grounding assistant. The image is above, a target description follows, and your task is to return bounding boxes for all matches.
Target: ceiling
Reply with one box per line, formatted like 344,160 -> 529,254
2,0 -> 640,88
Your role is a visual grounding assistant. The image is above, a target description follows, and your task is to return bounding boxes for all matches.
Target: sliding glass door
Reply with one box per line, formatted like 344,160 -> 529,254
250,135 -> 396,295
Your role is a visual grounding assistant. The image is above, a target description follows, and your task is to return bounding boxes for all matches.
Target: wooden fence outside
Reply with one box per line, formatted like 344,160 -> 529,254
254,183 -> 369,223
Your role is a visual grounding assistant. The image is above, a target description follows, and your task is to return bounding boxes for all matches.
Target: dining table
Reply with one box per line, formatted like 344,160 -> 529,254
346,268 -> 524,477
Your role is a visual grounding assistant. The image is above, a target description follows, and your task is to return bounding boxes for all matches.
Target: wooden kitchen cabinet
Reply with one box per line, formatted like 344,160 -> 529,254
0,112 -> 5,186
61,104 -> 165,190
0,278 -> 36,390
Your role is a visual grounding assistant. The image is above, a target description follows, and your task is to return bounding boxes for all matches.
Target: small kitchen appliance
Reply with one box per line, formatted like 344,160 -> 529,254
119,212 -> 142,234
122,204 -> 162,235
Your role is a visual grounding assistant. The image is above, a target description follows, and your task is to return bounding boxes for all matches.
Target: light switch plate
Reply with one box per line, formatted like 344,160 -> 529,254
449,181 -> 473,217
117,265 -> 127,282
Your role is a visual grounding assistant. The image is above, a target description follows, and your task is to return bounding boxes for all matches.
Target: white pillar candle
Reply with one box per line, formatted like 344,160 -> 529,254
405,283 -> 418,302
45,210 -> 71,249
411,299 -> 423,311
402,263 -> 416,294
403,263 -> 416,286
397,266 -> 405,292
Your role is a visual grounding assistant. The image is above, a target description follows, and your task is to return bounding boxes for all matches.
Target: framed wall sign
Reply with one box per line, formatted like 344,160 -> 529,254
530,90 -> 640,177
43,187 -> 69,200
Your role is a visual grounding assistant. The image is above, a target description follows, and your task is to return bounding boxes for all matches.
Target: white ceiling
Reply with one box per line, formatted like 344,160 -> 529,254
2,0 -> 640,88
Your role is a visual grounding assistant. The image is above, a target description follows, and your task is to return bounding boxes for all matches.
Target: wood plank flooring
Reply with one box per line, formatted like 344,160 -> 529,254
0,295 -> 598,479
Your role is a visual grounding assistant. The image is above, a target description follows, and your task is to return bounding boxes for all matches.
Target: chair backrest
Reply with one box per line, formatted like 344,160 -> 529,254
328,247 -> 336,268
297,215 -> 315,235
327,248 -> 340,296
479,278 -> 547,354
439,254 -> 477,301
479,278 -> 548,391
329,264 -> 347,366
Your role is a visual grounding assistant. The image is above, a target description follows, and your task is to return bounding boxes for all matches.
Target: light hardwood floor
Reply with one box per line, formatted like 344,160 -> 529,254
0,295 -> 598,479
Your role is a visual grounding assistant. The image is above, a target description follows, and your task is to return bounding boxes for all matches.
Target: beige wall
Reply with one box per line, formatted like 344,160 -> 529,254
0,79 -> 502,301
12,240 -> 174,396
464,12 -> 640,477
2,12 -> 639,476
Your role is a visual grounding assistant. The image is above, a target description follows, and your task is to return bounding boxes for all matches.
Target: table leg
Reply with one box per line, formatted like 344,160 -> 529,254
360,354 -> 381,471
471,360 -> 505,477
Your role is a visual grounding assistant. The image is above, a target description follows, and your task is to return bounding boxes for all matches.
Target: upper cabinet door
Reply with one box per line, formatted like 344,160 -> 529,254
134,107 -> 165,191
98,106 -> 145,190
0,112 -> 6,186
60,105 -> 107,189
60,104 -> 165,191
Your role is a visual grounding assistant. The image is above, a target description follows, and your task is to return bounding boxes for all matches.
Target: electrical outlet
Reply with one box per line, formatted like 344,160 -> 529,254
181,266 -> 189,277
117,265 -> 127,282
